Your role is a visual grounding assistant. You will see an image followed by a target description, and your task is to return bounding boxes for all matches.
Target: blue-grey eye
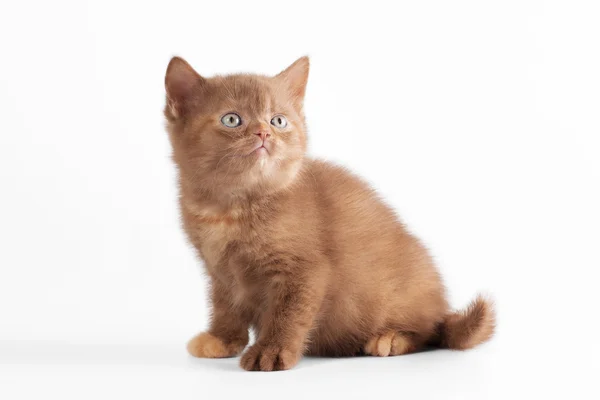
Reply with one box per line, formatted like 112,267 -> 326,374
221,113 -> 242,128
270,115 -> 288,129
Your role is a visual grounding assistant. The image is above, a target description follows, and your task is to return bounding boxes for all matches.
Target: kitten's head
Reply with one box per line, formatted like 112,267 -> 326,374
164,56 -> 309,199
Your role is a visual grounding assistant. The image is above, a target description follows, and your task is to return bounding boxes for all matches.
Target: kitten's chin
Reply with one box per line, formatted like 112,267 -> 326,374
254,147 -> 269,157
245,155 -> 303,195
246,142 -> 270,157
255,148 -> 277,171
247,147 -> 270,167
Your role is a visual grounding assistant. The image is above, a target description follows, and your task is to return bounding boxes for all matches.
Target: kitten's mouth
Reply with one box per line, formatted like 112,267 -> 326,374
247,144 -> 270,156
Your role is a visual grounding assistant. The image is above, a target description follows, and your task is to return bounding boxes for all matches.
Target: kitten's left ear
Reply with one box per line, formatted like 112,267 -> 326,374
275,56 -> 310,107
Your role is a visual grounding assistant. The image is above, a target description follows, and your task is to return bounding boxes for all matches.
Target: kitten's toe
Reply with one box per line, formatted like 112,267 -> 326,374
364,331 -> 394,356
187,332 -> 245,358
364,332 -> 413,357
390,333 -> 413,356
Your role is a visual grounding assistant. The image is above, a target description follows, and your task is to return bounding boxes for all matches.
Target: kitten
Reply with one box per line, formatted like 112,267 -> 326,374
164,56 -> 495,371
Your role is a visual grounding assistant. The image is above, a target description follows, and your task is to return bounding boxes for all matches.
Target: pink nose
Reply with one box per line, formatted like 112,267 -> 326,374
255,131 -> 270,141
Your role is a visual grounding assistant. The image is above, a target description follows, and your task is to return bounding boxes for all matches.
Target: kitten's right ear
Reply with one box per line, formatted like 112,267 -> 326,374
165,56 -> 205,119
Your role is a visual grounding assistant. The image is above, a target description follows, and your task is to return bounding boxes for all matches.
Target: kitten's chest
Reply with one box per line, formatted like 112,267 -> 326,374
187,214 -> 265,269
194,222 -> 243,269
182,200 -> 278,277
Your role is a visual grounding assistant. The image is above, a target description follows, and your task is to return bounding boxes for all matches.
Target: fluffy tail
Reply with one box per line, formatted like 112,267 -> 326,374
436,295 -> 496,350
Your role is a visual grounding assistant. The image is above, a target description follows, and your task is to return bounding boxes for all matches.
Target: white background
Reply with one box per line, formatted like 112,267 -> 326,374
1,0 -> 599,398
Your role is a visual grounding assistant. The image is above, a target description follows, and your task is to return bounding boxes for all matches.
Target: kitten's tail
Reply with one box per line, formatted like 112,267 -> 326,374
434,295 -> 496,350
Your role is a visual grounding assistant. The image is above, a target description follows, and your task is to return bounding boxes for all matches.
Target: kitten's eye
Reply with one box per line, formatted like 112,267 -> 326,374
221,113 -> 242,128
270,115 -> 288,129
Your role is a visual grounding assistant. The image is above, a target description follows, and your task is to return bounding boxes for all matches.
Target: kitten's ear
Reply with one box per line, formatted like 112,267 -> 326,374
275,56 -> 310,107
165,56 -> 205,119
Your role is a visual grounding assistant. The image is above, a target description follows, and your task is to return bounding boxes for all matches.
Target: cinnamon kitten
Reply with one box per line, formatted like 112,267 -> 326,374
164,56 -> 495,371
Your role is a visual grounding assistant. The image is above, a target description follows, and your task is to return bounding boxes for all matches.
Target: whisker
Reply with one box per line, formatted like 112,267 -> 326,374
209,146 -> 244,193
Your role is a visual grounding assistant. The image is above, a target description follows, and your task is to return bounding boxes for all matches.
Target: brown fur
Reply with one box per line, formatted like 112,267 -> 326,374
163,56 -> 495,371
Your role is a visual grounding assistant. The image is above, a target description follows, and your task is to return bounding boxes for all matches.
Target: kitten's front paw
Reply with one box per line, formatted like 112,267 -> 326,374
240,343 -> 301,371
187,332 -> 246,358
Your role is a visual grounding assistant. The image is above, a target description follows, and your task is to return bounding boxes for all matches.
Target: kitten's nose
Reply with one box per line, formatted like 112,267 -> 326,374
255,131 -> 270,141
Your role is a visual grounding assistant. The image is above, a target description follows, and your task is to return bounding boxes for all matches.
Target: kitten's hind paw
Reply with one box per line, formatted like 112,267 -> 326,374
364,332 -> 414,357
187,332 -> 246,358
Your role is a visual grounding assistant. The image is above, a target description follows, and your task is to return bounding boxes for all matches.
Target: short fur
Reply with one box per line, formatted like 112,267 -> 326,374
163,56 -> 495,371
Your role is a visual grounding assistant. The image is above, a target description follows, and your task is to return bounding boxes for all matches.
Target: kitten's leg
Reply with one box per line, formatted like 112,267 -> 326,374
240,265 -> 326,372
364,331 -> 418,357
187,280 -> 250,358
